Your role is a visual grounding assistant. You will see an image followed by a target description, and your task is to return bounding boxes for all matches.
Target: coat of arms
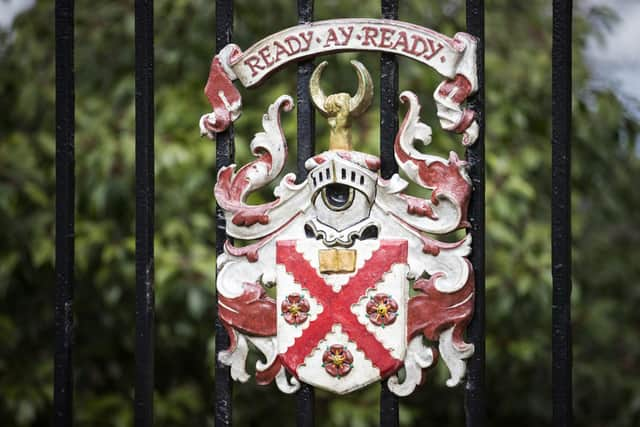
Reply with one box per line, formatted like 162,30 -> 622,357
201,19 -> 478,396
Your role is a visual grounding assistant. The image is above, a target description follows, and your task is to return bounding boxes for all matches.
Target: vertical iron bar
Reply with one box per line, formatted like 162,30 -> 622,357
134,0 -> 155,426
54,0 -> 75,425
379,0 -> 399,181
215,1 -> 234,426
296,1 -> 316,426
552,1 -> 573,426
296,0 -> 316,183
380,1 -> 399,426
464,1 -> 486,426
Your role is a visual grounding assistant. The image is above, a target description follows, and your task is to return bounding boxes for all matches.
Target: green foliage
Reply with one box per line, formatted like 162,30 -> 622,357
1,0 -> 639,426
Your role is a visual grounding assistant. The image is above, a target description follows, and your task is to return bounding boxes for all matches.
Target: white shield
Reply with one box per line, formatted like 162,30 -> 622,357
275,238 -> 409,394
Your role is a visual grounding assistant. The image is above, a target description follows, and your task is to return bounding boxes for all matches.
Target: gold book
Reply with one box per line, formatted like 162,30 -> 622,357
318,249 -> 357,274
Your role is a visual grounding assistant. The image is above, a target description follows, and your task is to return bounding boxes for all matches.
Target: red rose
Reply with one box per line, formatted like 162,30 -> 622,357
281,293 -> 311,325
322,344 -> 354,377
366,293 -> 398,327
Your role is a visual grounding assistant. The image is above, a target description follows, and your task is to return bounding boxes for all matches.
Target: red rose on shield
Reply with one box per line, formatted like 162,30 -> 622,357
322,344 -> 354,377
366,293 -> 398,327
281,293 -> 310,325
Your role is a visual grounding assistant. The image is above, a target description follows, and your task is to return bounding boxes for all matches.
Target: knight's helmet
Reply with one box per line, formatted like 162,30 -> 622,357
305,60 -> 380,240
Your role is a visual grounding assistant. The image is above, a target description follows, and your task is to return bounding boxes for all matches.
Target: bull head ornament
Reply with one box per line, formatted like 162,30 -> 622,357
310,60 -> 373,151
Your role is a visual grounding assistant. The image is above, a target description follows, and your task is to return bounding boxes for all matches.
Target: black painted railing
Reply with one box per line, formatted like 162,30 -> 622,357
379,1 -> 401,426
464,1 -> 486,426
214,0 -> 235,425
134,0 -> 156,425
54,0 -> 74,425
296,1 -> 317,426
551,1 -> 573,427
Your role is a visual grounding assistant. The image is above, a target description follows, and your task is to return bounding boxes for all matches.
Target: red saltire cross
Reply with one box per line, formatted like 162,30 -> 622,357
276,239 -> 408,378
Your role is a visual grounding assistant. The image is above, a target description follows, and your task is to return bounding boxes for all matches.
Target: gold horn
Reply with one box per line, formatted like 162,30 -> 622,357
309,60 -> 374,151
310,61 -> 329,116
348,60 -> 373,116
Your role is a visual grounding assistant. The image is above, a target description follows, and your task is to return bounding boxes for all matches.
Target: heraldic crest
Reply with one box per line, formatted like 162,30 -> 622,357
200,19 -> 478,396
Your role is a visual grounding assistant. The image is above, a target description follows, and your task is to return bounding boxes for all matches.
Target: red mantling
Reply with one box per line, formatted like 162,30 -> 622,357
407,259 -> 474,347
218,282 -> 277,339
437,74 -> 472,104
203,55 -> 241,133
213,96 -> 293,227
215,158 -> 281,227
223,211 -> 302,262
394,93 -> 471,227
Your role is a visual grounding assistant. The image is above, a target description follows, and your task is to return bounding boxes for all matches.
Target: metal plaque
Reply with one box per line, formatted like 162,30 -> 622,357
201,18 -> 478,396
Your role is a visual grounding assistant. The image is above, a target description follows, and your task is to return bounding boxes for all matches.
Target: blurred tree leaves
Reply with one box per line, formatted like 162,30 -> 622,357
0,0 -> 639,426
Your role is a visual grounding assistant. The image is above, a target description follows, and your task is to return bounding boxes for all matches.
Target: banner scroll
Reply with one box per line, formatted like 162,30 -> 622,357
200,18 -> 479,145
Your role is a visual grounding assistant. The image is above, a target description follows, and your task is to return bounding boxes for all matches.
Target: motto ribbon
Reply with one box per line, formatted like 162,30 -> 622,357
200,18 -> 479,145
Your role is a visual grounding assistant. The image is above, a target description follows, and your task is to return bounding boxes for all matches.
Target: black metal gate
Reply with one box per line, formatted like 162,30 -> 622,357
54,0 -> 573,425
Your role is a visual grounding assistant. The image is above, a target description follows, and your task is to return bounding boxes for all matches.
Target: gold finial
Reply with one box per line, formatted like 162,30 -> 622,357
310,60 -> 373,151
